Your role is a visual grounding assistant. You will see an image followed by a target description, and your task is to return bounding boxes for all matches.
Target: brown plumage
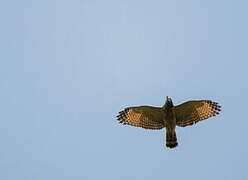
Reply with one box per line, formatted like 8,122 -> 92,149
117,97 -> 221,149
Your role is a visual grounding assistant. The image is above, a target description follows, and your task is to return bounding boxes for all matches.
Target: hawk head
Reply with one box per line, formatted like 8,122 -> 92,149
163,96 -> 174,110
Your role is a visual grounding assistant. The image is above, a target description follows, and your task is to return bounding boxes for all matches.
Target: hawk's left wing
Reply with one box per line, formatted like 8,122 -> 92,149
173,100 -> 221,127
117,106 -> 165,130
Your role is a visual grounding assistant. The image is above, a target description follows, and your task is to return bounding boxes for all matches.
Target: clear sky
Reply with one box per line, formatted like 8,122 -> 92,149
0,0 -> 248,179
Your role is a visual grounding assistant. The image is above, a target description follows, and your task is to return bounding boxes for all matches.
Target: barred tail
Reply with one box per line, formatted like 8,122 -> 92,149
166,129 -> 178,148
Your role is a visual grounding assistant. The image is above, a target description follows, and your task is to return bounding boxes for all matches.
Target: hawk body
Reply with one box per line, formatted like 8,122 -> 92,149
162,97 -> 178,148
117,96 -> 221,149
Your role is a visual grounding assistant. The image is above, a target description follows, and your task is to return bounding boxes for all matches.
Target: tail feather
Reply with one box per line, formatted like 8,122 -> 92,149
166,130 -> 178,148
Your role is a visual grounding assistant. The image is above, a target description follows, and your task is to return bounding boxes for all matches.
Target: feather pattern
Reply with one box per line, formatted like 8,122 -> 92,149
117,106 -> 165,130
173,100 -> 221,127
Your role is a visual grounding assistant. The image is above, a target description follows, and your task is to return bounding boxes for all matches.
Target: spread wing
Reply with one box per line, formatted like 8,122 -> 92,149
117,106 -> 165,130
173,100 -> 221,127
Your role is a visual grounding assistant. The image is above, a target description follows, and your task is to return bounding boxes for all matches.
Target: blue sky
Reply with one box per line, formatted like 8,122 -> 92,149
0,0 -> 248,179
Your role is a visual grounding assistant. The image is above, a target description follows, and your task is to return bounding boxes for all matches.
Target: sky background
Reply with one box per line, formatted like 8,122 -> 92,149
0,0 -> 248,179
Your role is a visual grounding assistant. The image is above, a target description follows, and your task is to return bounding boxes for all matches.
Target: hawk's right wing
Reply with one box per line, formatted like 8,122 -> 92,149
173,100 -> 221,127
117,106 -> 165,130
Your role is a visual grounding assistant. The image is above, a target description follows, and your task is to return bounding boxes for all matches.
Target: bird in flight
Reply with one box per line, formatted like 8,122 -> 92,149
117,96 -> 221,148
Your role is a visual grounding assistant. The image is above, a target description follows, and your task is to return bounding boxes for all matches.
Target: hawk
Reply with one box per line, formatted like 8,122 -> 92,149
117,96 -> 221,148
